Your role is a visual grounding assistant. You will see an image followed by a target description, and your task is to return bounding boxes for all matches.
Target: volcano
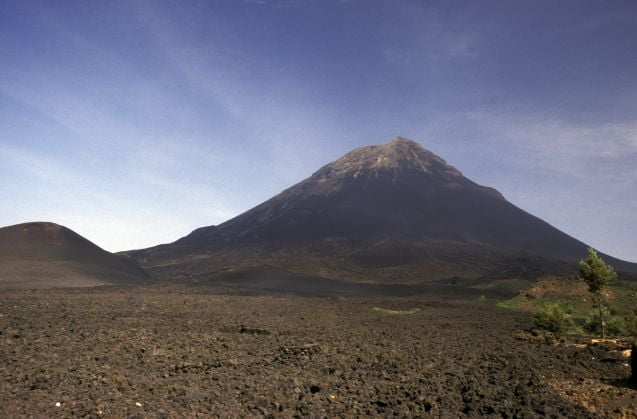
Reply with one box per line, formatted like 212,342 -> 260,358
127,137 -> 636,283
0,222 -> 152,288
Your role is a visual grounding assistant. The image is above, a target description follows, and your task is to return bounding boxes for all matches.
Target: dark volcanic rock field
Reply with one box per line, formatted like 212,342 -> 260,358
0,287 -> 635,417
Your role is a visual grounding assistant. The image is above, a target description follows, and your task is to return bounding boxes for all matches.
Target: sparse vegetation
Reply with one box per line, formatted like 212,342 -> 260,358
532,301 -> 574,334
497,298 -> 519,309
626,315 -> 637,337
497,277 -> 637,340
583,308 -> 627,337
372,307 -> 420,315
579,248 -> 617,339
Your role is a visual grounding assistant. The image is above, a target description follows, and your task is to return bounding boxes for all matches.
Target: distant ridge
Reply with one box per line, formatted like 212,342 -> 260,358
127,137 -> 637,283
0,222 -> 152,289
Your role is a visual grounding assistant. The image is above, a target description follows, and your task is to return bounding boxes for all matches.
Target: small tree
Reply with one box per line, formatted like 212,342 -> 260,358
583,309 -> 626,337
579,248 -> 617,339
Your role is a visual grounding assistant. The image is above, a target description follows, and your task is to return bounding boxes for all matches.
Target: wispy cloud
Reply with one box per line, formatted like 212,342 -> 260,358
380,4 -> 479,68
132,1 -> 345,184
0,144 -> 77,186
464,111 -> 637,180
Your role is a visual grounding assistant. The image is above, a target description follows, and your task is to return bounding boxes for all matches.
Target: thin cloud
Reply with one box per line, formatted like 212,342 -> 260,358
465,111 -> 637,178
0,144 -> 77,186
132,1 -> 345,184
380,4 -> 479,67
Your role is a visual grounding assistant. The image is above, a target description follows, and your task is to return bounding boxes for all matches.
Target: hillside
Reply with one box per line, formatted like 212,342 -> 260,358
0,222 -> 152,288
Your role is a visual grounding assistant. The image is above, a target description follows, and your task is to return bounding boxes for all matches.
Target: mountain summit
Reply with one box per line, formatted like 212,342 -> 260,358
128,137 -> 636,283
319,136 -> 464,179
304,136 -> 502,200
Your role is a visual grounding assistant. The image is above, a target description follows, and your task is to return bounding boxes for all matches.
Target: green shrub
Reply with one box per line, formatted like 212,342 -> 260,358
532,302 -> 574,333
583,309 -> 626,337
606,316 -> 626,336
626,316 -> 637,337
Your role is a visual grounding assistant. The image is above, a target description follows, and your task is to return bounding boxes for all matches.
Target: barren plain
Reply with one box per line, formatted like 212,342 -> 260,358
1,285 -> 635,418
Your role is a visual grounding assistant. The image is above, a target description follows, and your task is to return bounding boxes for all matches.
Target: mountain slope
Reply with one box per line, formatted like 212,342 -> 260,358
128,137 -> 636,282
0,222 -> 152,288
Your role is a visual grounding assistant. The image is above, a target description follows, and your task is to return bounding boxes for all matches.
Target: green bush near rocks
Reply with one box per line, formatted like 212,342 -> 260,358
532,301 -> 574,334
583,309 -> 626,337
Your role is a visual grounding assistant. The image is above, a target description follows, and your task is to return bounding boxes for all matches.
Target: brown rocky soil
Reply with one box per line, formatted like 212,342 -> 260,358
0,286 -> 635,417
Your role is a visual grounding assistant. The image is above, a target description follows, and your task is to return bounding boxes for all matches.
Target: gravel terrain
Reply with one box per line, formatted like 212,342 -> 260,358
0,286 -> 635,417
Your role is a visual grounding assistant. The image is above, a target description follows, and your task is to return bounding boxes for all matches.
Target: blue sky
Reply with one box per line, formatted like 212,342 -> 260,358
1,0 -> 636,261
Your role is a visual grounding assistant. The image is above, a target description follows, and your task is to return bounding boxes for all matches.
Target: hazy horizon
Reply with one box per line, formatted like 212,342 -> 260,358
1,1 -> 636,262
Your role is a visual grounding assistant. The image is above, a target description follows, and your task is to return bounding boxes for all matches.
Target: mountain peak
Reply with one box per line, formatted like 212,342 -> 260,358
381,135 -> 435,157
316,137 -> 463,180
386,135 -> 418,146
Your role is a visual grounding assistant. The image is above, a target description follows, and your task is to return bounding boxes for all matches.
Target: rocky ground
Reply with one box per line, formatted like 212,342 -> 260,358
0,285 -> 635,417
